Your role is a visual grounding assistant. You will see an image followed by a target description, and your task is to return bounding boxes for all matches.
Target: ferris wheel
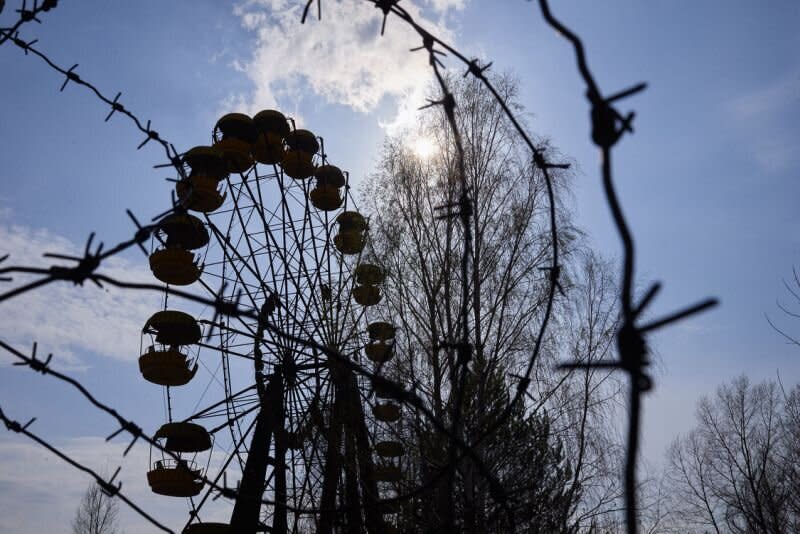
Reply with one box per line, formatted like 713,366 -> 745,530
136,110 -> 407,533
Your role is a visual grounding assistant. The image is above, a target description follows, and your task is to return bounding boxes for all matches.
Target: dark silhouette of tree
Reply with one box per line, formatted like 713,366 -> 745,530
361,73 -> 624,532
665,376 -> 799,534
71,482 -> 119,534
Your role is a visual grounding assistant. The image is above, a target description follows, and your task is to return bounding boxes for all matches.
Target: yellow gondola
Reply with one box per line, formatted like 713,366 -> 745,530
281,129 -> 318,179
182,146 -> 228,180
148,248 -> 203,286
333,211 -> 367,254
371,464 -> 402,483
149,214 -> 209,286
375,440 -> 404,458
147,459 -> 204,497
143,310 -> 201,346
353,263 -> 384,306
155,422 -> 212,453
309,165 -> 345,211
138,347 -> 198,386
368,321 -> 396,341
353,285 -> 382,306
355,264 -> 384,285
177,146 -> 227,213
176,175 -> 225,213
213,113 -> 257,173
372,402 -> 401,422
252,109 -> 289,165
373,380 -> 402,400
365,340 -> 393,363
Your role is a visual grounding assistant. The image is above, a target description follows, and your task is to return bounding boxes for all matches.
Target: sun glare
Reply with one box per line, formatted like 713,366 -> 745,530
412,136 -> 437,160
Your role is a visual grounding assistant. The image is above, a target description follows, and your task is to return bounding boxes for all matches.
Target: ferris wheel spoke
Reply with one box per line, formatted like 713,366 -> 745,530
273,173 -> 331,340
194,275 -> 258,339
158,113 -> 388,533
238,174 -> 322,346
182,410 -> 260,533
221,177 -> 271,299
181,384 -> 259,423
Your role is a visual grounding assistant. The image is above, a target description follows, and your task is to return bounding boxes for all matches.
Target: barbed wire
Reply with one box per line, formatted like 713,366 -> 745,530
0,290 -> 509,518
0,0 -> 722,531
0,6 -> 185,178
533,2 -> 719,533
0,334 -> 515,531
0,0 -> 58,47
304,1 -> 568,529
0,404 -> 175,533
0,0 -> 524,526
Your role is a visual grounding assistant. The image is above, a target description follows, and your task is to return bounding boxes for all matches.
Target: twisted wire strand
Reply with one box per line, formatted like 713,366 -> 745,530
0,1 -> 724,531
0,405 -> 175,533
536,2 -> 718,532
0,17 -> 184,177
0,0 -> 58,47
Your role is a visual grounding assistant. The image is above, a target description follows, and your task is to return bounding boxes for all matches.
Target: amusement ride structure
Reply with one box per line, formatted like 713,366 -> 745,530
137,110 -> 405,533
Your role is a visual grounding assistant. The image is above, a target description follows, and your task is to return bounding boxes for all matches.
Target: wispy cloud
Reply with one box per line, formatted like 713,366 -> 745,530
0,221 -> 157,370
726,71 -> 800,172
229,0 -> 465,131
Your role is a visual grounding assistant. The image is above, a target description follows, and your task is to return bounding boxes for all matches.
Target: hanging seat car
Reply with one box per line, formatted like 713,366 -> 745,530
365,321 -> 396,363
149,213 -> 209,286
213,113 -> 257,173
356,264 -> 384,285
368,321 -> 396,340
281,129 -> 318,179
148,248 -> 203,286
176,146 -> 228,213
147,421 -> 211,498
143,310 -> 201,347
375,440 -> 404,458
365,341 -> 393,363
353,263 -> 384,306
372,402 -> 401,422
252,109 -> 290,165
333,211 -> 367,254
147,458 -> 204,497
309,164 -> 345,211
155,422 -> 212,453
139,346 -> 198,386
371,464 -> 402,483
373,380 -> 402,400
183,524 -> 231,534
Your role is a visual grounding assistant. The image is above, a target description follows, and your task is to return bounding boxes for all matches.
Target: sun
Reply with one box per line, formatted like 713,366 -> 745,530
411,135 -> 437,160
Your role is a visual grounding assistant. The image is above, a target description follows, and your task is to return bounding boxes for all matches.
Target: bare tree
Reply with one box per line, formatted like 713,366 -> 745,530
664,376 -> 799,534
361,73 -> 624,532
72,482 -> 119,534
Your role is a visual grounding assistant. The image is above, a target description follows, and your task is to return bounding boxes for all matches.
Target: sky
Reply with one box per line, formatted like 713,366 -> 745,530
1,1 -> 799,532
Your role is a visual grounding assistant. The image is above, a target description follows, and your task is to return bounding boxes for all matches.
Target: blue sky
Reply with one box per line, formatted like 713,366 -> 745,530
1,1 -> 798,531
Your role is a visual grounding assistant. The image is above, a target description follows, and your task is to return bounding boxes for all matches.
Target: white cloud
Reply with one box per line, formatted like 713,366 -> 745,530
0,222 -> 158,370
726,72 -> 800,172
230,0 -> 465,131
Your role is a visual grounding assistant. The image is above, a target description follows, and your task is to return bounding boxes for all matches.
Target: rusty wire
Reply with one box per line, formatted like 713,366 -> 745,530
0,7 -> 185,178
0,331 -> 512,522
0,0 -> 515,521
535,1 -> 718,533
0,0 -> 58,47
0,0 -> 722,531
0,404 -> 175,533
304,0 -> 567,528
